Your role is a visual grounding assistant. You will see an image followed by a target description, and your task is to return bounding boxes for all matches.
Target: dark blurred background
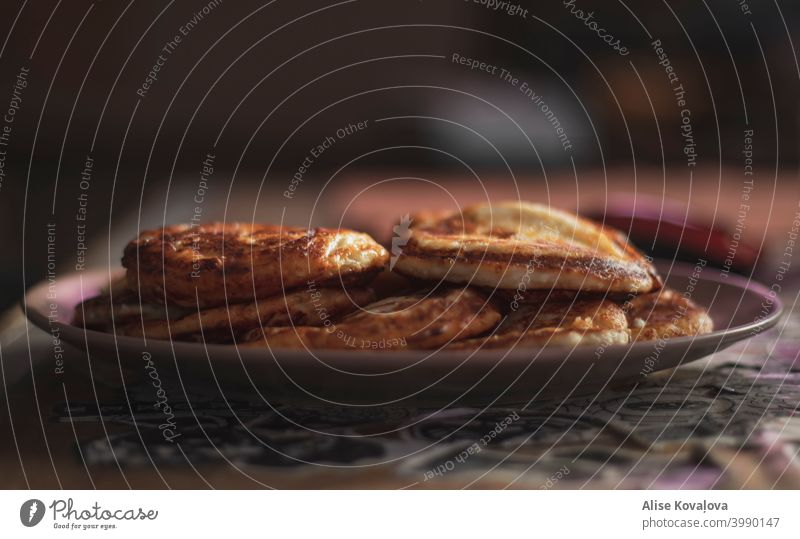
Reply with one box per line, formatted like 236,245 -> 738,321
1,0 -> 798,310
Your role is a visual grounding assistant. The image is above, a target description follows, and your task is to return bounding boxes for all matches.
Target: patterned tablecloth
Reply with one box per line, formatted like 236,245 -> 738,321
1,295 -> 799,489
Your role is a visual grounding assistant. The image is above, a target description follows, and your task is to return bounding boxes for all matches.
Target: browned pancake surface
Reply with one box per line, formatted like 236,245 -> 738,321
242,287 -> 501,350
627,289 -> 713,341
123,223 -> 388,308
448,298 -> 630,350
394,201 -> 661,294
119,286 -> 374,342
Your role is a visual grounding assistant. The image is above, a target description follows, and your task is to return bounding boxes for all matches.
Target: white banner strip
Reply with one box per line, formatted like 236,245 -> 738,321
0,490 -> 796,538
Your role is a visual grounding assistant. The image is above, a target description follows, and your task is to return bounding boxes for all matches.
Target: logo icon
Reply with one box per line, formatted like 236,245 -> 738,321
20,499 -> 45,527
390,214 -> 413,270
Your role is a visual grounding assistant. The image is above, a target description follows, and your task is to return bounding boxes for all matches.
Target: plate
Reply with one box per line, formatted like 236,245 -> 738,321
24,263 -> 783,406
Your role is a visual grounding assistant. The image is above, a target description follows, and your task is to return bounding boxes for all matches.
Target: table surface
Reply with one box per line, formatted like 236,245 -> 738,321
1,283 -> 799,490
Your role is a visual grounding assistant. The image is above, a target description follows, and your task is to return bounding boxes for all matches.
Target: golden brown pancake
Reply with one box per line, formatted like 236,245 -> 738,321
123,222 -> 389,308
72,286 -> 191,330
626,288 -> 713,341
393,201 -> 661,294
118,286 -> 375,342
488,287 -> 635,312
241,287 -> 501,350
447,298 -> 630,350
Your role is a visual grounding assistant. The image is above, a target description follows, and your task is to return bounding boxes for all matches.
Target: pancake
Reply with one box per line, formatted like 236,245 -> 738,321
123,222 -> 388,308
488,287 -> 634,312
119,286 -> 375,342
626,288 -> 713,341
393,201 -> 661,294
447,298 -> 630,350
72,277 -> 192,330
241,287 -> 501,350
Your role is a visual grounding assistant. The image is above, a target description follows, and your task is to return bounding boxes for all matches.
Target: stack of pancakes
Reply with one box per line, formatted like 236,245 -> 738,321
75,202 -> 712,351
